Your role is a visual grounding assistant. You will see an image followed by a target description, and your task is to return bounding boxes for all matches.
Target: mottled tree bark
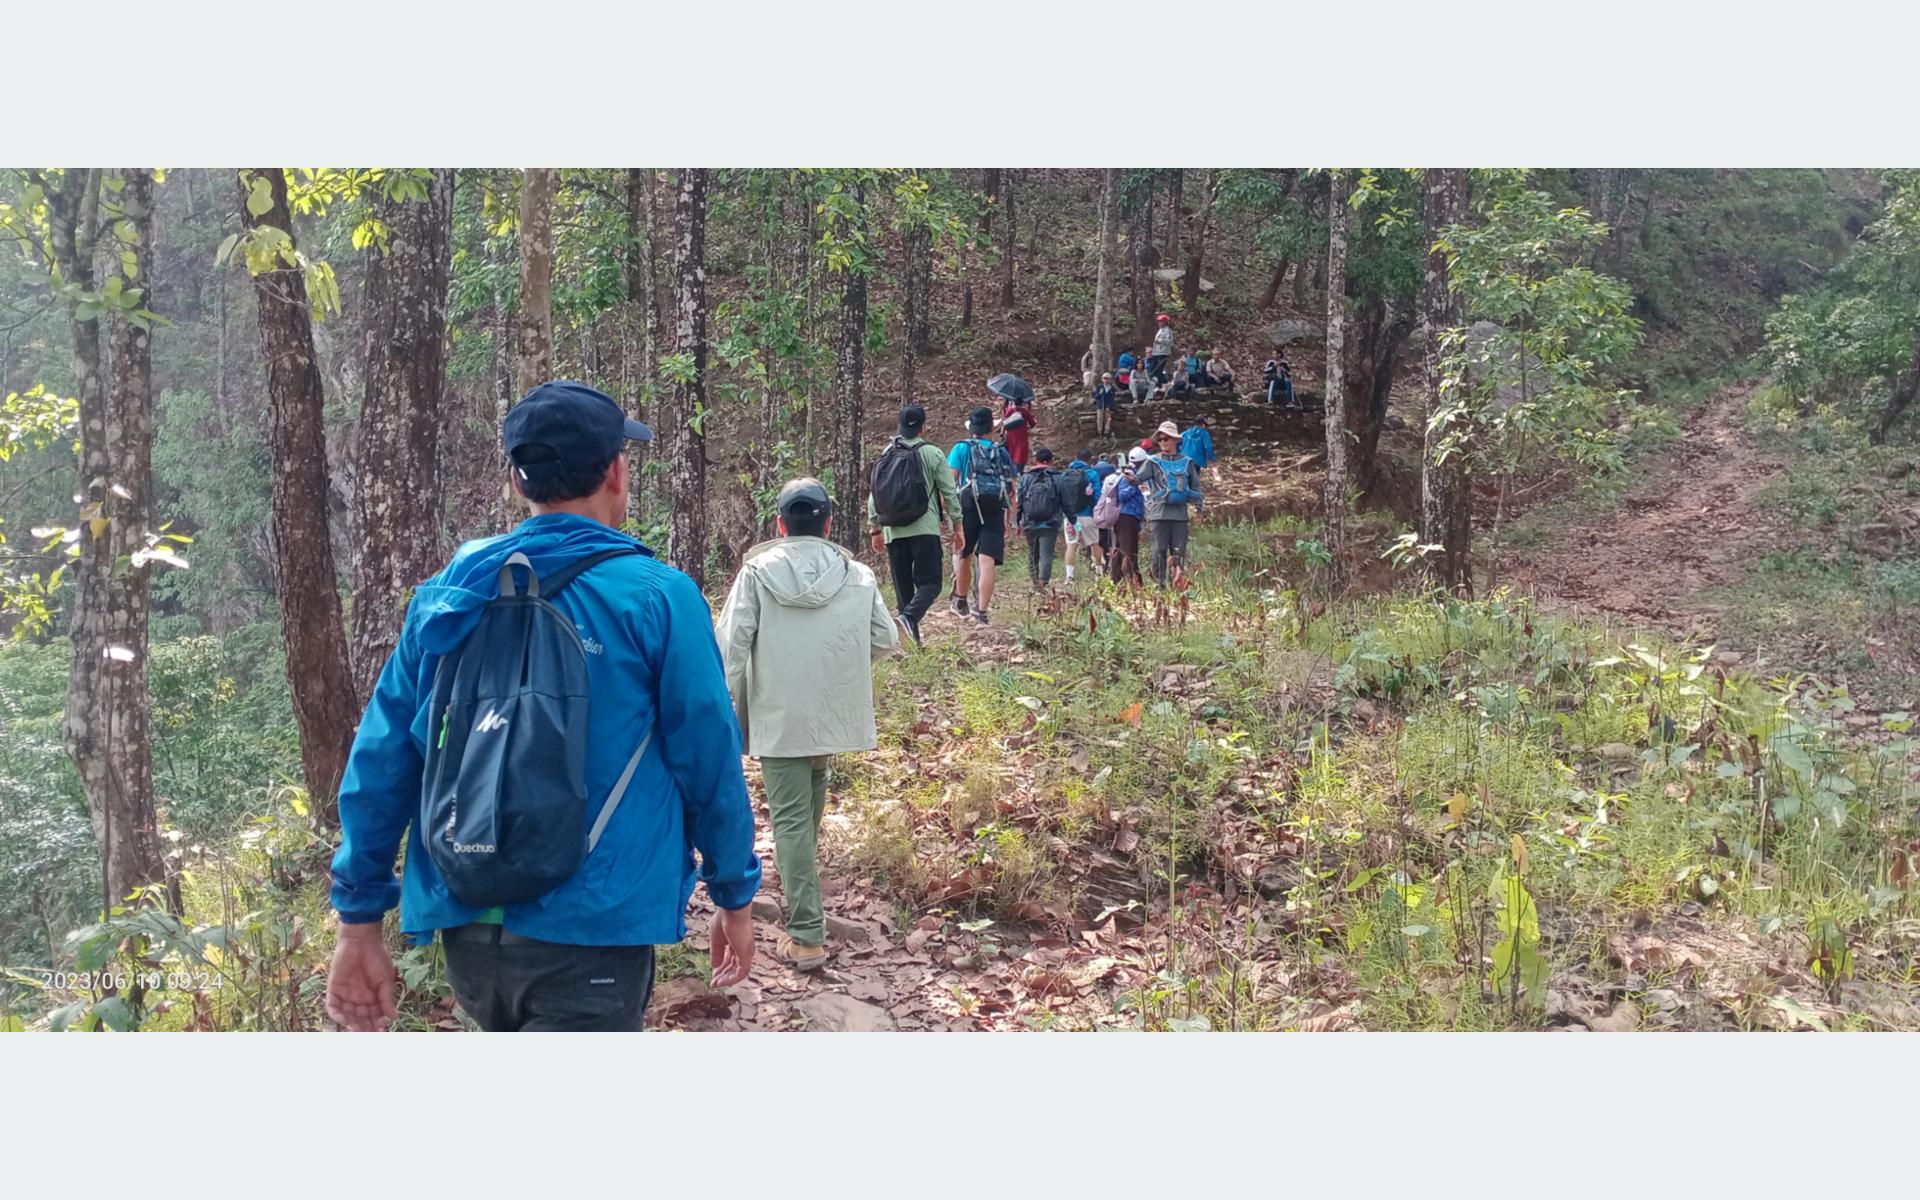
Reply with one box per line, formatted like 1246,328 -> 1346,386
240,168 -> 357,825
900,220 -> 932,404
832,183 -> 869,552
51,168 -> 175,912
666,169 -> 710,587
514,168 -> 556,398
1420,167 -> 1474,596
1090,168 -> 1118,389
1323,170 -> 1351,591
350,169 -> 453,707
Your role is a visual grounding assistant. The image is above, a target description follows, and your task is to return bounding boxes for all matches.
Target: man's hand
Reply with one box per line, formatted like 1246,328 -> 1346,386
870,530 -> 885,555
325,920 -> 397,1031
709,905 -> 755,986
948,526 -> 963,552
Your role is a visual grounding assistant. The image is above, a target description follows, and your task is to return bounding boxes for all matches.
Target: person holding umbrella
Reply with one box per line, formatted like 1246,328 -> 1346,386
989,372 -> 1037,470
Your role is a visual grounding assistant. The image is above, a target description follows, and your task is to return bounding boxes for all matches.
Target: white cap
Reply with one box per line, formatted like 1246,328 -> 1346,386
1128,446 -> 1150,467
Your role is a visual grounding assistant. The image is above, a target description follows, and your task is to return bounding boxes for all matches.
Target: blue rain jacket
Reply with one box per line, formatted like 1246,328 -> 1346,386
329,513 -> 761,946
1180,426 -> 1216,469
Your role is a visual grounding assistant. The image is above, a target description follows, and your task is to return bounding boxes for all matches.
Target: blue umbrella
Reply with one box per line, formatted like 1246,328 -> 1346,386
986,373 -> 1034,404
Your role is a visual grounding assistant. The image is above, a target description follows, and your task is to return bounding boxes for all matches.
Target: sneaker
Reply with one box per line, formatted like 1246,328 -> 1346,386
949,594 -> 969,616
896,612 -> 921,647
972,608 -> 990,626
777,934 -> 828,972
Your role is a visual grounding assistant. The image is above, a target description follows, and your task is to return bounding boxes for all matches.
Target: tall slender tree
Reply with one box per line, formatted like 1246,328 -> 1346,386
666,169 -> 710,586
900,219 -> 932,404
45,168 -> 175,911
1090,168 -> 1118,390
832,179 -> 869,551
350,170 -> 453,706
514,168 -> 556,398
998,170 -> 1017,309
1323,170 -> 1351,589
626,167 -> 661,517
1131,178 -> 1156,350
1419,168 -> 1473,595
238,167 -> 357,825
1180,170 -> 1220,308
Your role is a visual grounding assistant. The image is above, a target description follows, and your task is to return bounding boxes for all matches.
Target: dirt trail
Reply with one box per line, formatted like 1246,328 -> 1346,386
1508,380 -> 1782,644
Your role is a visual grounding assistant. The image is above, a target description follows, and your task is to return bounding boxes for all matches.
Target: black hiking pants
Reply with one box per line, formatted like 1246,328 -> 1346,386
886,533 -> 944,625
1150,518 -> 1190,587
442,922 -> 656,1032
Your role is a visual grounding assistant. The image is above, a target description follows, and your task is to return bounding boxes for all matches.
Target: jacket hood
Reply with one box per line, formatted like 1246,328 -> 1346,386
741,536 -> 857,609
405,513 -> 651,656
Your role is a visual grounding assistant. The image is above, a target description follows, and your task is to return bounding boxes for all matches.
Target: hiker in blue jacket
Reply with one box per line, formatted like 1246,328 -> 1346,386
324,381 -> 761,1033
1180,415 -> 1217,479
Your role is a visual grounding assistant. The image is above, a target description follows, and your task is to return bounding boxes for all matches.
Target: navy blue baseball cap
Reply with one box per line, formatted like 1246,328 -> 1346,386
503,380 -> 652,482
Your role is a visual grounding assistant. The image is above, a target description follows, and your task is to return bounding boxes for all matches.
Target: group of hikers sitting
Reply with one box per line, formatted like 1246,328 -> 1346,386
868,391 -> 1210,640
1085,313 -> 1298,432
322,379 -> 1220,1032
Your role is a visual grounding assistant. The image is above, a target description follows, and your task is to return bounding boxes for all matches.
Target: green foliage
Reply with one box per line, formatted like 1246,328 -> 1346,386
1765,170 -> 1920,439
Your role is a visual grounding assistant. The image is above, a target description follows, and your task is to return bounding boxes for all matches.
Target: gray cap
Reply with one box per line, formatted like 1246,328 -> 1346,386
777,477 -> 831,519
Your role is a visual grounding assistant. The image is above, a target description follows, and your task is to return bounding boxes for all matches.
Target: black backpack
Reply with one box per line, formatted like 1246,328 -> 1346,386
1056,466 -> 1092,516
421,546 -> 650,908
869,437 -> 932,527
1020,467 -> 1063,525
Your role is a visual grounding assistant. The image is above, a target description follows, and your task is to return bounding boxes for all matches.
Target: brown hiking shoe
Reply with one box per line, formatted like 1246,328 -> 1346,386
777,934 -> 828,972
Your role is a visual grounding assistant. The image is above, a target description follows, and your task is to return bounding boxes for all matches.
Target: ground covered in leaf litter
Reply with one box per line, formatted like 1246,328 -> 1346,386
644,379 -> 1920,1034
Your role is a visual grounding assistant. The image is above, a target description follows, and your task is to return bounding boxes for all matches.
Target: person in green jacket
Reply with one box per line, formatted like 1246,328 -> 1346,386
716,479 -> 899,971
867,404 -> 962,646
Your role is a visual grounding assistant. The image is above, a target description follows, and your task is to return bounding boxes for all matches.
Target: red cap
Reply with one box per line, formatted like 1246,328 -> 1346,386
1140,437 -> 1154,450
1155,313 -> 1170,322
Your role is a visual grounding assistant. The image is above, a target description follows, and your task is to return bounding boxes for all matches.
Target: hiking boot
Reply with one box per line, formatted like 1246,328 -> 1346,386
896,612 -> 921,647
949,593 -> 968,616
777,934 -> 828,972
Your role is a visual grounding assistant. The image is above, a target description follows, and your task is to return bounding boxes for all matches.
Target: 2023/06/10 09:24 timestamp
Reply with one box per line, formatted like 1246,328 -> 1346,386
27,968 -> 224,992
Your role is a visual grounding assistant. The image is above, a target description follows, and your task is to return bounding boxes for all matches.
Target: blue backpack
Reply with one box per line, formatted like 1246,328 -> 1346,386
420,545 -> 650,908
964,439 -> 1010,503
1159,456 -> 1196,505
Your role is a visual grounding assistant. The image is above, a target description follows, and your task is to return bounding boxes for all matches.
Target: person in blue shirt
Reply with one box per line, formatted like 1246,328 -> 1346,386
1180,415 -> 1217,479
1092,372 -> 1117,436
1106,448 -> 1149,589
947,406 -> 1019,625
324,381 -> 761,1033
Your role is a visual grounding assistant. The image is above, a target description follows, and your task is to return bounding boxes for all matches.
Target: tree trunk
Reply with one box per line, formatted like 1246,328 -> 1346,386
1026,168 -> 1044,267
350,169 -> 453,707
1258,259 -> 1289,313
1131,185 -> 1155,351
1180,170 -> 1218,309
628,168 -> 661,519
1419,167 -> 1473,596
1356,306 -> 1415,493
900,220 -> 932,404
1870,327 -> 1920,446
1164,170 -> 1183,260
1090,168 -> 1118,390
665,170 -> 711,587
514,169 -> 556,397
832,184 -> 869,552
998,170 -> 1017,309
240,168 -> 358,826
51,168 -> 176,913
1323,170 -> 1351,591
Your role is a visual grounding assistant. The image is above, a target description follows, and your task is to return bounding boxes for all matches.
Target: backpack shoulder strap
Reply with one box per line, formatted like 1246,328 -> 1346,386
539,545 -> 650,598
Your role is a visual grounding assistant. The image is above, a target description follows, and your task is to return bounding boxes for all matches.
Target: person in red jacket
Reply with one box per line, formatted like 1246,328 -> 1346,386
1000,394 -> 1036,469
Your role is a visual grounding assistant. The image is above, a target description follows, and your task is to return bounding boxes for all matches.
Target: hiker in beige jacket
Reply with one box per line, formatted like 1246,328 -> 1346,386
714,478 -> 897,970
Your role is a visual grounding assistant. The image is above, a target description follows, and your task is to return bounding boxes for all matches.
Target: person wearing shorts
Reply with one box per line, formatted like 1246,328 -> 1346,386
948,406 -> 1016,626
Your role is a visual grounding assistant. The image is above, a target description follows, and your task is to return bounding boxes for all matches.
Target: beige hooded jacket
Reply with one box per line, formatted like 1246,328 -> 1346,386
714,535 -> 898,759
